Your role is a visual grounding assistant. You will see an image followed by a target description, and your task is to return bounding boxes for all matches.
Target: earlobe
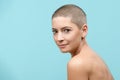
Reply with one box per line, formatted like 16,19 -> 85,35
81,36 -> 84,40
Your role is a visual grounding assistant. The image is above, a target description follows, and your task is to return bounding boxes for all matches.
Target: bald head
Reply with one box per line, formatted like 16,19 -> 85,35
52,4 -> 87,29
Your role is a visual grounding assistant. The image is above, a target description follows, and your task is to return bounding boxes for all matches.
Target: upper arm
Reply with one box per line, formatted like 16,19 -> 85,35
67,60 -> 89,80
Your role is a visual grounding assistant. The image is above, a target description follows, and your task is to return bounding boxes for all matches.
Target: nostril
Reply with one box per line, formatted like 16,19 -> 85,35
59,40 -> 64,43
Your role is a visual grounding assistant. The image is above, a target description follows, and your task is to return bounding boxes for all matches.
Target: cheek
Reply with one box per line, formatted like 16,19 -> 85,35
67,33 -> 81,45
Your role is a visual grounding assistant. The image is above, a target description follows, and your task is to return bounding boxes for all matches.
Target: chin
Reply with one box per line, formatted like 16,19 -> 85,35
60,49 -> 69,53
61,51 -> 68,53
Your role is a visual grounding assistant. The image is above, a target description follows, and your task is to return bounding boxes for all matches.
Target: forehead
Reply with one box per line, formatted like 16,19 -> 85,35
52,17 -> 71,25
52,17 -> 77,29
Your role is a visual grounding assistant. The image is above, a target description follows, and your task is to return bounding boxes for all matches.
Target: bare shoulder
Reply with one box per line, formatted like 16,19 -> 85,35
67,56 -> 90,80
67,56 -> 90,70
67,48 -> 114,80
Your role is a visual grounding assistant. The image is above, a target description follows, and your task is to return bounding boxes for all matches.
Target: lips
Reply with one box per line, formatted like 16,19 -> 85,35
58,44 -> 67,48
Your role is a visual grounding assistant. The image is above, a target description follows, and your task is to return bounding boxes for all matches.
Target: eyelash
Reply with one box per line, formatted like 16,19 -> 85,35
52,30 -> 58,34
63,29 -> 71,33
52,29 -> 71,35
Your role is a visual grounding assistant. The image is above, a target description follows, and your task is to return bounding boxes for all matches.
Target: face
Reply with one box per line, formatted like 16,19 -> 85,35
52,17 -> 83,53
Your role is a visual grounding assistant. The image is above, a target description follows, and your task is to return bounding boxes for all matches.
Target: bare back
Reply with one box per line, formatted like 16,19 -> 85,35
67,46 -> 114,80
87,50 -> 114,80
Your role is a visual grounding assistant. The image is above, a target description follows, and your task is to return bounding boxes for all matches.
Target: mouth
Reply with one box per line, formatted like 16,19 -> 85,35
58,44 -> 67,48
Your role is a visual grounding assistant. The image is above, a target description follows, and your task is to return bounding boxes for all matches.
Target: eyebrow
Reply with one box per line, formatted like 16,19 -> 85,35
52,26 -> 72,30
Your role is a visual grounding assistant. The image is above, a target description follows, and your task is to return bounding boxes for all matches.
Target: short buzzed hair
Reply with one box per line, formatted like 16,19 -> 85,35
52,4 -> 87,29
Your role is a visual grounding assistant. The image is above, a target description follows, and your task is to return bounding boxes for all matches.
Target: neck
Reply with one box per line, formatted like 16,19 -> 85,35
70,39 -> 88,57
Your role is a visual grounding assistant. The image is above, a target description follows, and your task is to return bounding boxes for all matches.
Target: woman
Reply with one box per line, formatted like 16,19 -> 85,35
51,4 -> 114,80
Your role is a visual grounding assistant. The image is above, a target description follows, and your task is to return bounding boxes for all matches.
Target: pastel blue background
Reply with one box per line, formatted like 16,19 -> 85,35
0,0 -> 119,80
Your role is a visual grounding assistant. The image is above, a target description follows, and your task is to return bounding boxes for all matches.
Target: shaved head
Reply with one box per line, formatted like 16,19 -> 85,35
52,4 -> 87,29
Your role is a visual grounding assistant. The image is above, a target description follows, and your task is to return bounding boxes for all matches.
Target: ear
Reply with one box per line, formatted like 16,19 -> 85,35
81,24 -> 88,38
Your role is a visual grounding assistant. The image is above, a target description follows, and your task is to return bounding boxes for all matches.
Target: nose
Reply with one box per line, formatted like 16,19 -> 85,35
56,32 -> 64,42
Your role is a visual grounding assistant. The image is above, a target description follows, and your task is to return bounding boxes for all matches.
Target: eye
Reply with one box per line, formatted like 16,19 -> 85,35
63,29 -> 71,33
52,29 -> 58,35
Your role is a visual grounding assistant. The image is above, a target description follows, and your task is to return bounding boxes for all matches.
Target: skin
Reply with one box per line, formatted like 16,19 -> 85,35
52,16 -> 114,80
